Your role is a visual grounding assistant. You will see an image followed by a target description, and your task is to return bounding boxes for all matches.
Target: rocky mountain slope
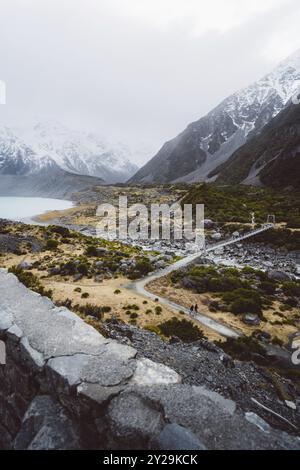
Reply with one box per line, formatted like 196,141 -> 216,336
129,50 -> 300,184
0,122 -> 139,184
210,103 -> 300,188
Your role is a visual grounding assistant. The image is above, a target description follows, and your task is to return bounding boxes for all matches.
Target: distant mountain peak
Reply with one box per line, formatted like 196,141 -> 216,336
276,48 -> 300,70
0,122 -> 140,183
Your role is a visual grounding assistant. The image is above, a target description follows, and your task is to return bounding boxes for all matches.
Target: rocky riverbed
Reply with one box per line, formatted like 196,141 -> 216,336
213,242 -> 300,277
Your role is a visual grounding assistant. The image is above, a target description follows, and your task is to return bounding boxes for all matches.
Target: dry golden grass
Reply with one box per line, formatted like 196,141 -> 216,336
147,276 -> 300,344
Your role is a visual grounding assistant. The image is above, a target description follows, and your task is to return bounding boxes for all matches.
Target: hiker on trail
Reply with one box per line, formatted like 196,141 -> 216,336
194,304 -> 198,313
190,305 -> 194,314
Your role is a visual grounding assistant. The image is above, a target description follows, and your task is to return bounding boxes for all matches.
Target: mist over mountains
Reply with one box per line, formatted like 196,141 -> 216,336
2,51 -> 300,195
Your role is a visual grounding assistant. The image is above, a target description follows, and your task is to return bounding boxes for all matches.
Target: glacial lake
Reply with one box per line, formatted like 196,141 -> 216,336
0,197 -> 73,223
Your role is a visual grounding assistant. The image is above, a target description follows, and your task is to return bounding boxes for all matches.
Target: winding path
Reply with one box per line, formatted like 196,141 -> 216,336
128,224 -> 275,339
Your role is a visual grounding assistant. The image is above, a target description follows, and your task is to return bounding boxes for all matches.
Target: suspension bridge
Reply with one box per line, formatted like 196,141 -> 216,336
206,222 -> 275,254
129,215 -> 276,338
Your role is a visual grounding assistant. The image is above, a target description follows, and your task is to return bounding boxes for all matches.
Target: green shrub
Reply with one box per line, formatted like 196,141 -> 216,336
130,312 -> 138,320
282,282 -> 300,298
85,245 -> 99,257
285,297 -> 298,307
77,263 -> 89,276
123,304 -> 140,311
45,239 -> 59,250
129,258 -> 154,278
222,288 -> 261,306
158,317 -> 205,343
279,304 -> 292,312
259,281 -> 276,295
242,266 -> 256,275
8,266 -> 53,299
81,292 -> 90,299
61,261 -> 77,275
75,303 -> 103,319
155,306 -> 162,315
145,325 -> 161,336
218,336 -> 266,362
102,306 -> 112,313
49,225 -> 71,238
230,298 -> 261,315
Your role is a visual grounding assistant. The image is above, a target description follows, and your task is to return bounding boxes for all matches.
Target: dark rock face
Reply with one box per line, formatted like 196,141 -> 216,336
153,423 -> 206,450
213,103 -> 300,188
0,269 -> 299,450
14,396 -> 80,450
128,107 -> 239,184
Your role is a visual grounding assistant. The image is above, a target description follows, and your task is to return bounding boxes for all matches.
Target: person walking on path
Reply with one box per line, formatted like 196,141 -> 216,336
190,305 -> 194,314
194,304 -> 198,314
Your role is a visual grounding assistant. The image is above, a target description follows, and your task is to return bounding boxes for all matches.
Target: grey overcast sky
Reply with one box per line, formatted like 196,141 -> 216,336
1,0 -> 300,163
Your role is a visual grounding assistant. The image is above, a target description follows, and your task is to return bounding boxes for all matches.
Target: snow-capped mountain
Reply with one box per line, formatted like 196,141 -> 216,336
129,49 -> 300,184
0,122 -> 139,183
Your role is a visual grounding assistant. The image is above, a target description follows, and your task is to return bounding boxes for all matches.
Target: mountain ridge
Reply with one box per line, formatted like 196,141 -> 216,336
210,102 -> 300,188
129,50 -> 300,184
0,122 -> 140,184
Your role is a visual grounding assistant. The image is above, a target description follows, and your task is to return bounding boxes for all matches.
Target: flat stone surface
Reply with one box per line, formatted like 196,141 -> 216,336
77,383 -> 123,405
47,347 -> 136,388
132,385 -> 300,450
131,358 -> 182,385
0,270 -> 112,359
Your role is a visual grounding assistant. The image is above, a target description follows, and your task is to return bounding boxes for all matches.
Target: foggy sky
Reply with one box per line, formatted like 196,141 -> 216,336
1,0 -> 300,164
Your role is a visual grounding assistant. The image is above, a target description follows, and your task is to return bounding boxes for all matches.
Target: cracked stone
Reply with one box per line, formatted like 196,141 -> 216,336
47,349 -> 136,389
77,383 -> 123,406
131,358 -> 181,385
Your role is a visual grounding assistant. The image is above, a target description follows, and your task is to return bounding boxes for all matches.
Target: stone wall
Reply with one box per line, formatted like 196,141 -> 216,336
0,269 -> 299,450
